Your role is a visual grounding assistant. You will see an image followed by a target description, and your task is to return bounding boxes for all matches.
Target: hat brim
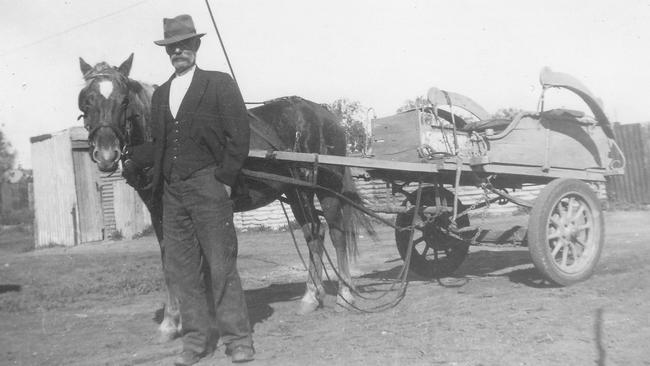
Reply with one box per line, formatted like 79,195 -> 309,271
154,33 -> 205,46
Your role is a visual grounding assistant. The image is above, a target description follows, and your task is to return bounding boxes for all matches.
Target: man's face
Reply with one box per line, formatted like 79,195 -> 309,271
166,38 -> 199,74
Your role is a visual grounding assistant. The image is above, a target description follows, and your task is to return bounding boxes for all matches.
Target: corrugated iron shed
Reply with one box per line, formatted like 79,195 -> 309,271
30,127 -> 151,247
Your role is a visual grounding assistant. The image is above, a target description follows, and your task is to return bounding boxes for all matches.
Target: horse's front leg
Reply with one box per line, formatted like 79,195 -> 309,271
143,196 -> 181,342
297,222 -> 326,315
157,255 -> 181,342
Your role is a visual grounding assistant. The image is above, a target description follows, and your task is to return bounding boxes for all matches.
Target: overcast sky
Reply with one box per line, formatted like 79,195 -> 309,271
2,0 -> 650,168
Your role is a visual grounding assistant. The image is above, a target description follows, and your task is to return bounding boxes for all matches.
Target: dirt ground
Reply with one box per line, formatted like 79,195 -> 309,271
1,210 -> 649,366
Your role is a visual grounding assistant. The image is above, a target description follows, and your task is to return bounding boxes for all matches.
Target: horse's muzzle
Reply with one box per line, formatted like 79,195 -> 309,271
92,146 -> 121,172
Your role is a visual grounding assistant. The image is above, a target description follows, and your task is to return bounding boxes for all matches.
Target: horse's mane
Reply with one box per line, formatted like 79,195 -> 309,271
81,62 -> 154,142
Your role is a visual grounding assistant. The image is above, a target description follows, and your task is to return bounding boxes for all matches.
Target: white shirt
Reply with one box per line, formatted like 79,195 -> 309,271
168,65 -> 196,119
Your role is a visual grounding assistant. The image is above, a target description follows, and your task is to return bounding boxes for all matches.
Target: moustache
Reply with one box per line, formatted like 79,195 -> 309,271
171,55 -> 187,61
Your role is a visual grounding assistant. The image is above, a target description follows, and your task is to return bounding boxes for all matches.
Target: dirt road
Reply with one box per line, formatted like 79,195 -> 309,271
1,210 -> 649,365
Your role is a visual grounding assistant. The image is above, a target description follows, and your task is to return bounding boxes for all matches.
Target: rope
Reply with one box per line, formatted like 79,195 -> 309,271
279,199 -> 314,279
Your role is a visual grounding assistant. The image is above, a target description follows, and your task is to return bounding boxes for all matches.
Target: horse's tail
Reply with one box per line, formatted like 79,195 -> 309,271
341,166 -> 376,261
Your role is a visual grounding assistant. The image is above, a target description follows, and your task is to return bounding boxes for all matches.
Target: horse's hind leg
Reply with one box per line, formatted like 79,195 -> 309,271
298,221 -> 326,314
317,192 -> 356,310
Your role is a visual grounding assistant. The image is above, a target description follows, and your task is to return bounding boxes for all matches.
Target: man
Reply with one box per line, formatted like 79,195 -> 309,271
150,14 -> 254,365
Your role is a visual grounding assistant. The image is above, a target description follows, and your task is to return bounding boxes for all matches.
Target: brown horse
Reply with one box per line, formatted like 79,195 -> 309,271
78,54 -> 371,341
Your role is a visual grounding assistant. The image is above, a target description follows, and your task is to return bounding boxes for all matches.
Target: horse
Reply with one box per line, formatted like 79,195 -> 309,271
78,54 -> 372,341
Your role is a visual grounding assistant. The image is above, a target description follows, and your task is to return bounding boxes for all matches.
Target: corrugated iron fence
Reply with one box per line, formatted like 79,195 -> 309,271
607,122 -> 650,204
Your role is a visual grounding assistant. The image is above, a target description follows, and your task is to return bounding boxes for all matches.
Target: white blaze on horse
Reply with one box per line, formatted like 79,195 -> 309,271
78,54 -> 373,340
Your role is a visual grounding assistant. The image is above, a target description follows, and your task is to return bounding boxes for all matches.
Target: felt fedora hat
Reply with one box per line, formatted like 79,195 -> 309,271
154,14 -> 206,46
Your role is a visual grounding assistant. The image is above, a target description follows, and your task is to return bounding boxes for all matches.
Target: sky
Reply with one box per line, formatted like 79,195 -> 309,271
2,0 -> 650,168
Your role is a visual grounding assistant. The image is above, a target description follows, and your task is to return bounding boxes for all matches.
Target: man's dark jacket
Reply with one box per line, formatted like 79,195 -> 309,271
149,67 -> 250,198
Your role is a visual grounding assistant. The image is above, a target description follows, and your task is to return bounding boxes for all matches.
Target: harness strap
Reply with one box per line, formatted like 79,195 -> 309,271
247,112 -> 285,151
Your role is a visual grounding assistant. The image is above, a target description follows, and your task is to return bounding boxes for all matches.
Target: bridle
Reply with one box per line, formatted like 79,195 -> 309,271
79,94 -> 139,162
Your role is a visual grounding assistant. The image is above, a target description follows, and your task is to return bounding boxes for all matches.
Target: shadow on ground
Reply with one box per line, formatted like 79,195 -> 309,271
153,281 -> 330,329
0,284 -> 21,294
360,248 -> 559,288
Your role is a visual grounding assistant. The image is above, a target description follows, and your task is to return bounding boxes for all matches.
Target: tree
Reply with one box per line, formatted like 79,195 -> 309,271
327,98 -> 367,153
397,95 -> 428,113
0,127 -> 15,177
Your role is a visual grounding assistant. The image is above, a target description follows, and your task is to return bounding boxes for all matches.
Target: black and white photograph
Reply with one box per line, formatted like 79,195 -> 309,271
1,1 -> 649,365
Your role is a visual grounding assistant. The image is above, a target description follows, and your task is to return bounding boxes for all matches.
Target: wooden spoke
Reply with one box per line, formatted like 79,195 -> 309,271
547,231 -> 561,240
574,236 -> 586,248
561,242 -> 569,267
571,205 -> 586,222
550,215 -> 562,227
566,197 -> 576,219
552,239 -> 564,257
567,242 -> 576,259
421,243 -> 431,257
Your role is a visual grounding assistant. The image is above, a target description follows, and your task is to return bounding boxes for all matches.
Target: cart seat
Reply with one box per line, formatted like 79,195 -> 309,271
540,108 -> 586,120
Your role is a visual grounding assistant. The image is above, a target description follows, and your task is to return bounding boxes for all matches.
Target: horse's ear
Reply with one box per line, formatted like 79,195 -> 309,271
79,57 -> 93,76
118,53 -> 134,77
127,79 -> 143,93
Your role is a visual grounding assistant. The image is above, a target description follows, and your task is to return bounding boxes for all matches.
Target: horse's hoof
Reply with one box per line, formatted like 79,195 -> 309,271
157,320 -> 180,343
157,330 -> 179,343
297,300 -> 320,315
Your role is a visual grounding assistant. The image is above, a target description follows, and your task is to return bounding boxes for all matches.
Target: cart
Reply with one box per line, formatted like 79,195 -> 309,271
246,68 -> 625,286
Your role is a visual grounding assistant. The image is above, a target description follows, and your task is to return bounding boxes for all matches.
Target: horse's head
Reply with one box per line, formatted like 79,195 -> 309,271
78,54 -> 139,172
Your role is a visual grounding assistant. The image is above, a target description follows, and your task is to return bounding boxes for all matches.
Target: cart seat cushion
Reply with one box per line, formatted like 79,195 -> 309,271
461,118 -> 512,132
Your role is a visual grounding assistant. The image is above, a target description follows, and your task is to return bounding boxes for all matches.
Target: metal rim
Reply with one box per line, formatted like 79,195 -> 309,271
545,192 -> 598,274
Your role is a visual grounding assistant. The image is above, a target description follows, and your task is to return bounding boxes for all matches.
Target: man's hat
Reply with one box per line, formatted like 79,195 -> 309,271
154,14 -> 206,46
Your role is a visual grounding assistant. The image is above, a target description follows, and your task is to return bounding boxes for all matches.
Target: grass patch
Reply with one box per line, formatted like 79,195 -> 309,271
133,225 -> 155,239
0,225 -> 34,253
0,251 -> 165,312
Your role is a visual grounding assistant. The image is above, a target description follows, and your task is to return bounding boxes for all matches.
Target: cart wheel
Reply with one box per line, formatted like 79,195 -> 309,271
528,179 -> 604,285
395,188 -> 470,278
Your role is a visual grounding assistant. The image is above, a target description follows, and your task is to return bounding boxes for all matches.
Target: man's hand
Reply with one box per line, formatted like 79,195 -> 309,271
224,184 -> 231,196
122,159 -> 141,188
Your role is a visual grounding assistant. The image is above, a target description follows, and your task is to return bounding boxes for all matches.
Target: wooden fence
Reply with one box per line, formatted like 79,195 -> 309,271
607,122 -> 650,204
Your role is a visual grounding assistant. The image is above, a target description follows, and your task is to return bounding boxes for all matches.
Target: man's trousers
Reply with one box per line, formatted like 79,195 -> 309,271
162,167 -> 253,354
